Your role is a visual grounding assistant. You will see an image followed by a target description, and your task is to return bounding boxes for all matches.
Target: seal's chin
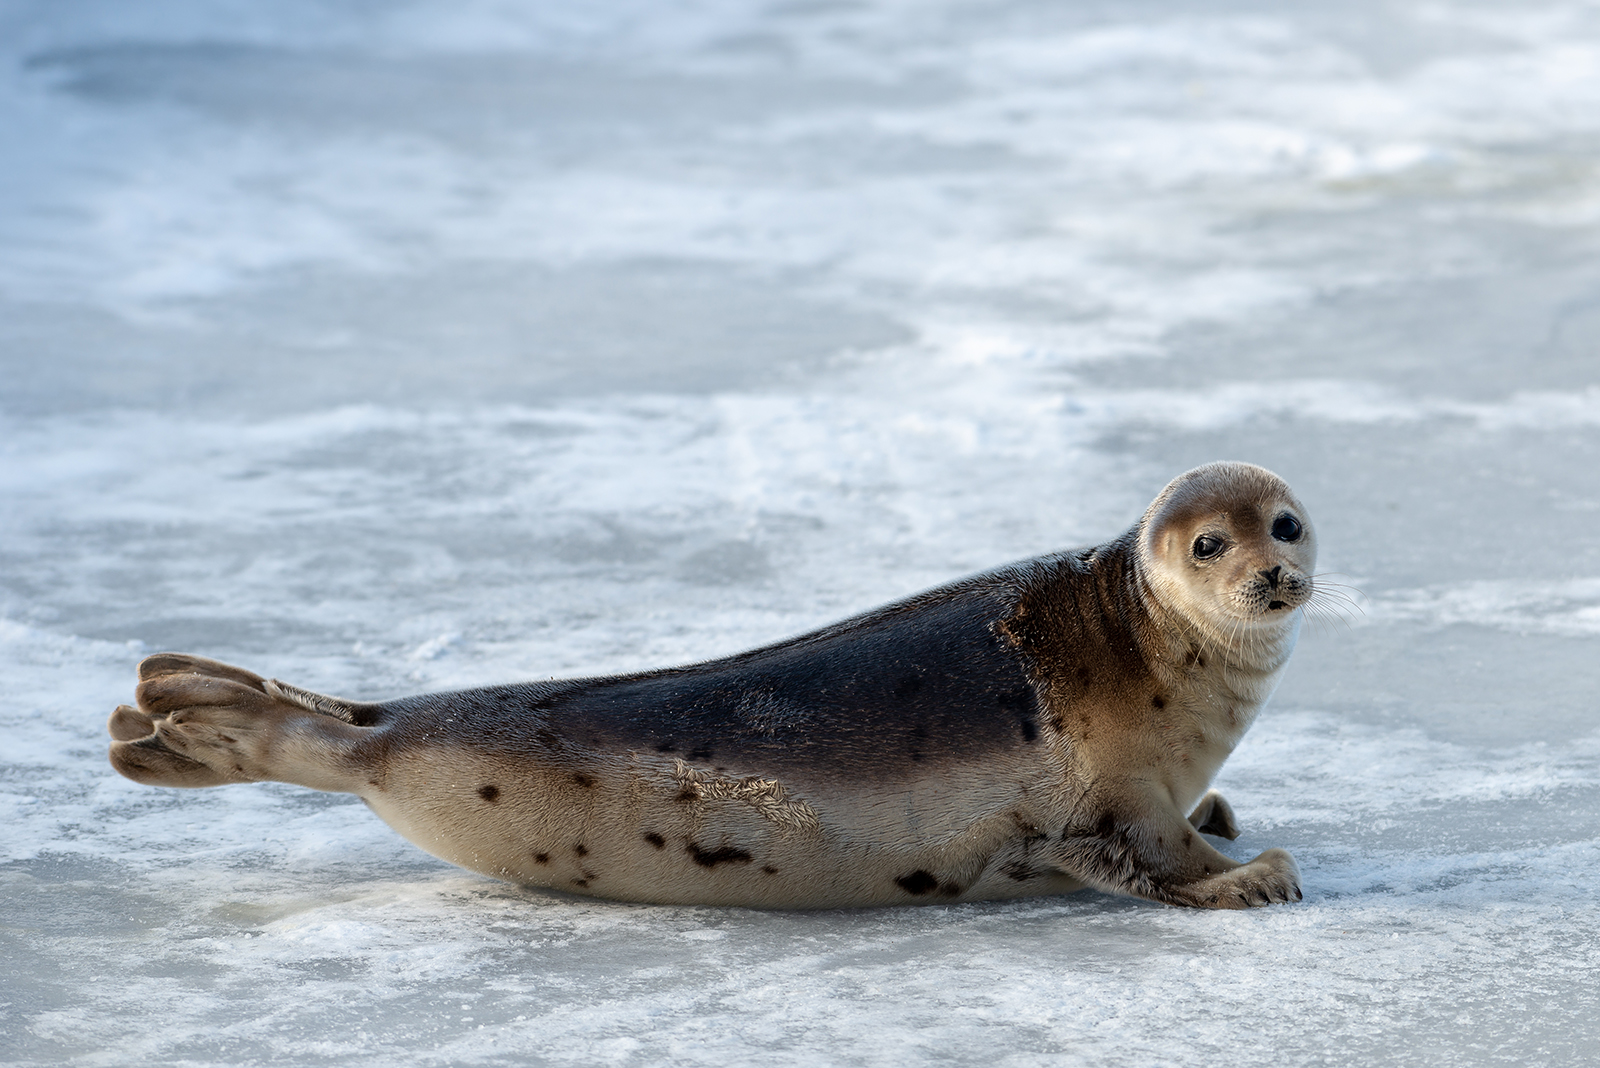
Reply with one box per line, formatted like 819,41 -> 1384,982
1234,608 -> 1301,629
1220,589 -> 1309,627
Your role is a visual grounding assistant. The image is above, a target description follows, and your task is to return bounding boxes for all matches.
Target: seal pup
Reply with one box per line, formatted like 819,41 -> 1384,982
107,461 -> 1316,910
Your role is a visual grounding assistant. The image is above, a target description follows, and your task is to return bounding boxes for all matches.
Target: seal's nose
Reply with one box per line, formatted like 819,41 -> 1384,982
1260,565 -> 1282,589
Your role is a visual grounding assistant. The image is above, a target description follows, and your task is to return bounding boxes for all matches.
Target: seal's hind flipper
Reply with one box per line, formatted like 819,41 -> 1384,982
138,652 -> 268,689
263,678 -> 386,726
107,653 -> 376,793
110,730 -> 235,788
108,703 -> 155,741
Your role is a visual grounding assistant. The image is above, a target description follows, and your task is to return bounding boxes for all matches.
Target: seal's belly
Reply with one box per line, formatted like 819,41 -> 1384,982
361,739 -> 1077,907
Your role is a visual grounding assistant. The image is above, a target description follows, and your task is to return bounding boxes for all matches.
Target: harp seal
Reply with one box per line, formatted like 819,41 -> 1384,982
108,461 -> 1317,910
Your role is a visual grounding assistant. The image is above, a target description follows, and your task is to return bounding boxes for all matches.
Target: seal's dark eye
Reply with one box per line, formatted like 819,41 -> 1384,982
1192,535 -> 1225,560
1271,515 -> 1302,542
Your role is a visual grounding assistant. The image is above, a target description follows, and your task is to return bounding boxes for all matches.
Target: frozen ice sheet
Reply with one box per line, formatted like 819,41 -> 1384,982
3,0 -> 1599,1065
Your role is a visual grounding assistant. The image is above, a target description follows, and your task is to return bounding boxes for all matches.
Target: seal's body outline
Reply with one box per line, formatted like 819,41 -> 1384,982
109,461 -> 1316,909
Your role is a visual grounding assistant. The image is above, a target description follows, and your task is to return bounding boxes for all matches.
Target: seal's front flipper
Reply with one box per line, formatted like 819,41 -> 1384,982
108,653 -> 377,794
1056,802 -> 1300,910
1186,790 -> 1240,840
1161,847 -> 1300,908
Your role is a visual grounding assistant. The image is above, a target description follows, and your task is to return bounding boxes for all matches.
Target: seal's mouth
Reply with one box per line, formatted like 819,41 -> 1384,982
1230,580 -> 1308,619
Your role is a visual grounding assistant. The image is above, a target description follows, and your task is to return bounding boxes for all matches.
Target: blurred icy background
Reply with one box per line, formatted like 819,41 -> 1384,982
3,0 -> 1599,1064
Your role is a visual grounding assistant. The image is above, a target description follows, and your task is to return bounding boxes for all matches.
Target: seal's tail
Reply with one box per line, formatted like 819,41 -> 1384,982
108,653 -> 380,792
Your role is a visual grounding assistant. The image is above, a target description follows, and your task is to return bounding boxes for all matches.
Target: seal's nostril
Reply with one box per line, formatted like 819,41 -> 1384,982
1260,565 -> 1282,589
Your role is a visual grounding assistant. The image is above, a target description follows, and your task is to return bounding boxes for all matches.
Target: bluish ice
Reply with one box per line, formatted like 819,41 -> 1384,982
2,0 -> 1599,1064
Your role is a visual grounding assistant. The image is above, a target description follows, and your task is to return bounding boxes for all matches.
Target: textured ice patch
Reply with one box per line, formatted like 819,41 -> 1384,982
11,0 -> 1600,363
1,371 -> 1589,684
1227,710 -> 1600,827
1080,380 -> 1600,431
1369,578 -> 1600,637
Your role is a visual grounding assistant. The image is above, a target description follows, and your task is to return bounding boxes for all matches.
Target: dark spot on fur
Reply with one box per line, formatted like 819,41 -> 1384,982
940,883 -> 963,896
572,878 -> 589,888
477,784 -> 500,802
1207,894 -> 1219,904
895,870 -> 938,895
644,832 -> 666,849
1003,862 -> 1036,882
1151,695 -> 1165,710
762,866 -> 779,875
687,747 -> 713,762
676,788 -> 699,802
1197,655 -> 1206,668
534,853 -> 550,864
1095,812 -> 1117,837
572,773 -> 596,788
910,749 -> 924,763
1076,666 -> 1091,686
574,844 -> 588,857
655,739 -> 676,753
687,843 -> 753,868
895,675 -> 922,699
1182,832 -> 1194,848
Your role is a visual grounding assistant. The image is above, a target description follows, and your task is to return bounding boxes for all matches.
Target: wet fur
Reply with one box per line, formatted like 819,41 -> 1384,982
109,462 -> 1314,909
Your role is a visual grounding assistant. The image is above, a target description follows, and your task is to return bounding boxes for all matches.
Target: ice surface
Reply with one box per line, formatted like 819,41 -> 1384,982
3,0 -> 1599,1064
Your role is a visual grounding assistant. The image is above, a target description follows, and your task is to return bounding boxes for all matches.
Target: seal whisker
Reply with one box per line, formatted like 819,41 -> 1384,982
1307,582 -> 1364,623
1300,601 -> 1355,638
1308,592 -> 1361,618
1309,575 -> 1366,606
1231,615 -> 1251,665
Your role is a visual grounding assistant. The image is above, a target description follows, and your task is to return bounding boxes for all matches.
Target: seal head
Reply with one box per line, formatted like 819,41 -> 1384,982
1137,461 -> 1316,656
